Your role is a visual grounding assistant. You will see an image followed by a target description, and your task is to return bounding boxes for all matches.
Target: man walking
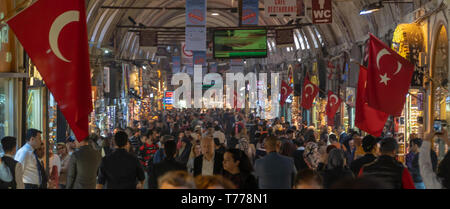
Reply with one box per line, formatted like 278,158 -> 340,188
14,129 -> 43,189
148,140 -> 186,189
66,135 -> 102,189
1,137 -> 24,189
254,136 -> 296,189
359,137 -> 415,189
97,131 -> 145,189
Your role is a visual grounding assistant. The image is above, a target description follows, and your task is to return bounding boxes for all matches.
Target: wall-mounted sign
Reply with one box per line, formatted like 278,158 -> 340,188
139,30 -> 157,47
265,0 -> 297,17
312,0 -> 332,24
275,29 -> 294,47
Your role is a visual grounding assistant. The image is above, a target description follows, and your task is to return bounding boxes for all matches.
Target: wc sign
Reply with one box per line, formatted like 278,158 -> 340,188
312,0 -> 332,24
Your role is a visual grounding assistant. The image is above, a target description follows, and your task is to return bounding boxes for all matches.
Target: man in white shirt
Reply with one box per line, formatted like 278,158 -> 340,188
14,129 -> 43,189
1,136 -> 24,189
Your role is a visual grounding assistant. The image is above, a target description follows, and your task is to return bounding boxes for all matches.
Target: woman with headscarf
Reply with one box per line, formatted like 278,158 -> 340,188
319,149 -> 354,189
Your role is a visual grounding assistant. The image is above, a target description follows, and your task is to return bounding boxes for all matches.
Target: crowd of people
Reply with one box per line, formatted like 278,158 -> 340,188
0,108 -> 449,189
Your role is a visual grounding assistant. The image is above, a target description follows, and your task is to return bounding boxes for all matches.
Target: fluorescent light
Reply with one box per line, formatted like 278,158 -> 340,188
143,66 -> 147,69
360,2 -> 383,15
359,8 -> 380,15
104,50 -> 109,54
211,13 -> 219,16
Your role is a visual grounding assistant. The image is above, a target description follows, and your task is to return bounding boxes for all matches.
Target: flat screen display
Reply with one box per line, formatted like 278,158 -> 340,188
214,29 -> 267,58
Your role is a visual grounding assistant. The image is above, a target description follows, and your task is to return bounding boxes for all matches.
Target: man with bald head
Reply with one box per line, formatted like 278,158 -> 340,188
193,137 -> 223,177
254,136 -> 296,189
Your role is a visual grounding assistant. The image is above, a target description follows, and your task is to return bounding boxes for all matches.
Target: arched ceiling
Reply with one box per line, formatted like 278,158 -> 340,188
85,0 -> 419,60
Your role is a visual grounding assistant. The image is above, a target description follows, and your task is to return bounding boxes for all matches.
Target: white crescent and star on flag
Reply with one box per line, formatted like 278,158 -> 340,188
329,94 -> 339,107
304,84 -> 314,98
375,48 -> 403,86
48,10 -> 80,63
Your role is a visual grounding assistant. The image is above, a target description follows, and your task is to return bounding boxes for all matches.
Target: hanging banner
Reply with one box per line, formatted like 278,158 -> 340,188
186,0 -> 206,26
103,67 -> 110,93
194,51 -> 207,76
122,64 -> 129,95
172,56 -> 181,74
209,62 -> 218,73
242,0 -> 259,25
181,42 -> 193,66
193,51 -> 206,67
296,0 -> 306,17
265,0 -> 297,17
230,59 -> 244,73
185,26 -> 207,51
185,65 -> 194,76
312,0 -> 332,24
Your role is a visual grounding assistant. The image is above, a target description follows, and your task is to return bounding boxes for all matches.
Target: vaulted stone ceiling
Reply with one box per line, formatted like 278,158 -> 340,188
85,0 -> 426,60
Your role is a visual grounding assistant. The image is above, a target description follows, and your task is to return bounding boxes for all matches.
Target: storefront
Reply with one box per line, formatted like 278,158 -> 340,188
430,24 -> 449,158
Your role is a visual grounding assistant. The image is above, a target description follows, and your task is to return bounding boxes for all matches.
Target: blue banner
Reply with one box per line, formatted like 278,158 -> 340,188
242,0 -> 259,25
172,56 -> 181,74
209,62 -> 217,73
185,26 -> 206,51
186,0 -> 206,26
193,51 -> 207,76
185,65 -> 194,76
193,51 -> 206,67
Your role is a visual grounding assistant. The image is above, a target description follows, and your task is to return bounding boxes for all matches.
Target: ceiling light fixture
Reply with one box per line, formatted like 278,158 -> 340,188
360,1 -> 384,15
211,12 -> 219,16
360,1 -> 413,15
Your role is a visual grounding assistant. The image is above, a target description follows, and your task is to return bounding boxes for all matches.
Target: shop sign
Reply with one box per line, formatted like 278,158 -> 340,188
139,30 -> 157,47
312,0 -> 332,24
265,0 -> 297,17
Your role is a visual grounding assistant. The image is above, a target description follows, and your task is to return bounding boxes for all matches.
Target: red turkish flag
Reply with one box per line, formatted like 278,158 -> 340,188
355,66 -> 389,137
280,81 -> 293,107
326,91 -> 342,126
367,34 -> 414,116
327,61 -> 335,80
233,90 -> 240,111
301,76 -> 318,110
8,0 -> 92,142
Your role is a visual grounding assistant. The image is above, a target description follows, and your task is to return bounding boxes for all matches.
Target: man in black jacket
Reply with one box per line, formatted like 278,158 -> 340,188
97,131 -> 145,189
193,137 -> 223,176
350,135 -> 378,176
1,136 -> 24,189
292,139 -> 307,172
148,140 -> 186,188
360,137 -> 415,189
